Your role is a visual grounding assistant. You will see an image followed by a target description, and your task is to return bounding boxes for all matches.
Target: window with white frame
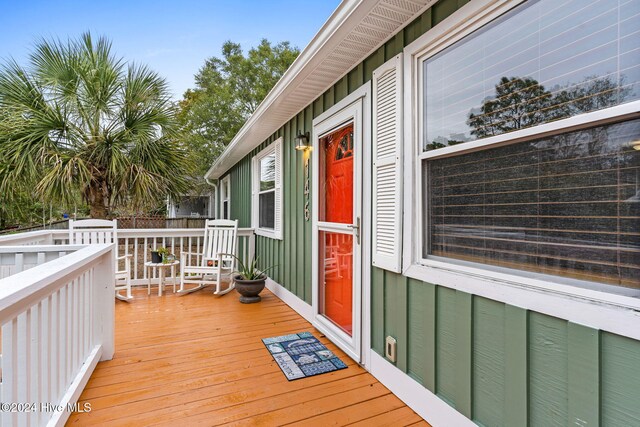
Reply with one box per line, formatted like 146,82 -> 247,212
411,0 -> 640,290
220,175 -> 230,220
252,138 -> 282,239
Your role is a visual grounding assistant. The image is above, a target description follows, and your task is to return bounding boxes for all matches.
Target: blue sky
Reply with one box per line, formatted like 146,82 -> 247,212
0,0 -> 341,99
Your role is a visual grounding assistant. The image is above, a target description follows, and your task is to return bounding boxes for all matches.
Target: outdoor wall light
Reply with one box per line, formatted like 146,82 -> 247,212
295,131 -> 311,151
294,130 -> 312,221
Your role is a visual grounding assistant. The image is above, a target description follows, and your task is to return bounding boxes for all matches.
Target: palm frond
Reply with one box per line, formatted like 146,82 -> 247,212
0,33 -> 190,217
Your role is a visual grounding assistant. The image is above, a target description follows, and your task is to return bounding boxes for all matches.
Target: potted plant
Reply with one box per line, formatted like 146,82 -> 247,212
157,247 -> 171,263
151,248 -> 162,263
233,256 -> 276,304
151,246 -> 171,263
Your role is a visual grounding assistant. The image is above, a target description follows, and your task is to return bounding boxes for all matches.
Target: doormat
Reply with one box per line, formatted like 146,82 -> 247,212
262,332 -> 347,381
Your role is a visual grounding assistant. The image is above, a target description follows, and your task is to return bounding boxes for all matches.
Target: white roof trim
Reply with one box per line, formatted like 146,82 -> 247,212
206,0 -> 436,180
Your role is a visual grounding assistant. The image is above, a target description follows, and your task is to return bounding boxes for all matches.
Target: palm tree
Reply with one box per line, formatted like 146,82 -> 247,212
0,33 -> 190,218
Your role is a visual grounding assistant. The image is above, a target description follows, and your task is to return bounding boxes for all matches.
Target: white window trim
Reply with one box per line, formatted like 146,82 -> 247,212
210,188 -> 217,219
220,175 -> 230,220
251,138 -> 283,240
402,0 -> 640,339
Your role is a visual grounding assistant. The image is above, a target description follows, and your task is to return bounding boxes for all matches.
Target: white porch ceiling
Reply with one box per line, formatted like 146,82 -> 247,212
206,0 -> 435,179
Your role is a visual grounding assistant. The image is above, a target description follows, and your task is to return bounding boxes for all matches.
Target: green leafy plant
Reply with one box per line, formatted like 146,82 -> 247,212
232,255 -> 277,281
157,247 -> 170,257
155,246 -> 175,263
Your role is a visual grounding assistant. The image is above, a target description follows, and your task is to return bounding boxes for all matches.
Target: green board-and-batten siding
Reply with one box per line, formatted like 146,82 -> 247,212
223,110 -> 313,303
217,0 -> 640,425
372,267 -> 640,427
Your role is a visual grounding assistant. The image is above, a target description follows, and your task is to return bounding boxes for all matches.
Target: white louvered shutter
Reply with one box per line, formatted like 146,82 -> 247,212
372,54 -> 403,272
274,138 -> 283,239
251,157 -> 258,229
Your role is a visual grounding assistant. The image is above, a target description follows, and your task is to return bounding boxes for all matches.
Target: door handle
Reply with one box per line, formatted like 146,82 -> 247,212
348,217 -> 360,245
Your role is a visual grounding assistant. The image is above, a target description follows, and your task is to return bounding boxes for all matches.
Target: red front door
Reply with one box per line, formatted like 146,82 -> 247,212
319,123 -> 354,335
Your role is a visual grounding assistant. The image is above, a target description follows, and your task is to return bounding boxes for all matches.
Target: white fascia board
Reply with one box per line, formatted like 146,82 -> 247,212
205,0 -> 437,180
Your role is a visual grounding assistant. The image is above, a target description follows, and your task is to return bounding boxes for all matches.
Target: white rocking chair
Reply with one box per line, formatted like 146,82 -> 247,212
178,219 -> 238,295
69,219 -> 133,301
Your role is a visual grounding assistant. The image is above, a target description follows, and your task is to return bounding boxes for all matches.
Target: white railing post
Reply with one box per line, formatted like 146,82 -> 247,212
94,249 -> 115,360
44,231 -> 54,245
248,231 -> 256,263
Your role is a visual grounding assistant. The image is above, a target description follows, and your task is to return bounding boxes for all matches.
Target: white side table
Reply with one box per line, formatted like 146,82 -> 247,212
144,260 -> 180,296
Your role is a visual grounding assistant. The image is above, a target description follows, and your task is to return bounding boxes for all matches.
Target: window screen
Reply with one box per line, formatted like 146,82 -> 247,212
259,192 -> 275,229
425,119 -> 640,288
424,0 -> 640,150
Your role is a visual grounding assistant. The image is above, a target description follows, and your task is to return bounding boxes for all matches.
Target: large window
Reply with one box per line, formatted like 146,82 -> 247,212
426,119 -> 640,288
417,0 -> 640,290
252,139 -> 283,239
424,0 -> 640,150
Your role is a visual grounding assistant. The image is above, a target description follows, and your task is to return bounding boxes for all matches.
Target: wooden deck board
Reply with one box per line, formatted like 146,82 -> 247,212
67,288 -> 429,426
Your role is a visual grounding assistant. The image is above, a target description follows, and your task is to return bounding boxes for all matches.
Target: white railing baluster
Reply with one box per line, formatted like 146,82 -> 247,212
82,272 -> 88,356
32,303 -> 42,426
37,251 -> 45,266
60,284 -> 68,400
29,301 -> 42,426
74,277 -> 80,372
37,300 -> 44,427
1,317 -> 18,426
19,310 -> 30,427
15,253 -> 24,275
144,238 -> 150,280
51,290 -> 59,412
68,281 -> 75,387
43,295 -> 52,426
134,237 -> 139,282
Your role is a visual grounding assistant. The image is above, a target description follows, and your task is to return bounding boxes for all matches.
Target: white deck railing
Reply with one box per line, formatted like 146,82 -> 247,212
0,226 -> 254,426
0,228 -> 256,286
0,245 -> 76,280
0,244 -> 115,427
0,230 -> 67,247
116,228 -> 255,285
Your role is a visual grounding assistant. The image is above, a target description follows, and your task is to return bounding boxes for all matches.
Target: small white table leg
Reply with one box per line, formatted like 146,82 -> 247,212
147,266 -> 151,295
171,264 -> 176,293
159,267 -> 165,296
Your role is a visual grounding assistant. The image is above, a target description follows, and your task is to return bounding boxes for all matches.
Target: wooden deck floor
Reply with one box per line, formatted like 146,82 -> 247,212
67,288 -> 428,426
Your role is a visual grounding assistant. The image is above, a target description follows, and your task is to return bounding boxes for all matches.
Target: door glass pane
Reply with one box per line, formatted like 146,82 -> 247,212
319,123 -> 354,223
319,231 -> 353,336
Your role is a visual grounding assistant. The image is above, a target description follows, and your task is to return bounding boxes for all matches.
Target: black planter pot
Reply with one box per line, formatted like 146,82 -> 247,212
151,251 -> 162,263
234,275 -> 266,304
